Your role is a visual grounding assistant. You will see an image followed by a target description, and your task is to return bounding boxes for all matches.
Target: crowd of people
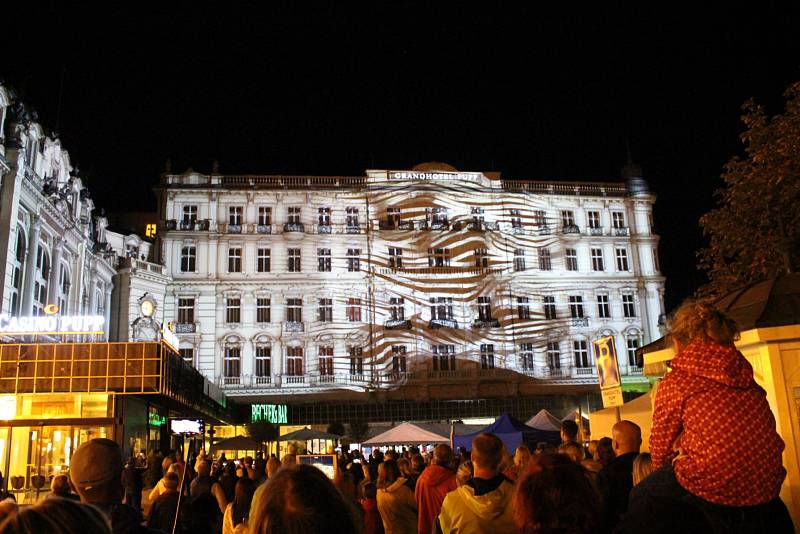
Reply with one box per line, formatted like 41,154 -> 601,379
0,300 -> 794,533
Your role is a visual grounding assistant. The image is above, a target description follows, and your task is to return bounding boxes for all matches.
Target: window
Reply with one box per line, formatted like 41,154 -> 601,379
286,298 -> 303,323
561,210 -> 575,227
318,298 -> 333,322
318,207 -> 331,226
182,205 -> 198,224
228,247 -> 242,273
288,248 -> 301,272
9,227 -> 25,316
627,337 -> 640,367
179,348 -> 194,365
181,246 -> 196,272
543,296 -> 557,319
389,297 -> 405,320
480,344 -> 495,369
587,210 -> 600,229
477,296 -> 492,320
387,207 -> 401,226
533,210 -> 547,227
569,296 -> 584,318
597,294 -> 610,318
347,298 -> 362,322
513,249 -> 526,272
224,346 -> 241,378
258,206 -> 272,226
256,346 -> 272,377
388,247 -> 403,269
432,344 -> 456,371
623,293 -> 636,317
228,206 -> 243,226
256,298 -> 271,323
547,342 -> 561,369
226,297 -> 241,323
33,246 -> 49,316
520,343 -> 534,370
474,248 -> 488,268
58,264 -> 69,314
318,248 -> 331,272
392,345 -> 407,373
616,248 -> 629,271
538,248 -> 552,271
565,248 -> 578,271
591,248 -> 604,271
517,297 -> 530,320
319,346 -> 334,376
257,248 -> 271,273
574,340 -> 590,367
428,248 -> 450,267
346,207 -> 360,228
430,297 -> 454,321
347,249 -> 361,272
510,209 -> 522,229
653,247 -> 660,271
178,298 -> 194,324
288,207 -> 301,224
349,346 -> 364,375
471,207 -> 485,226
429,207 -> 448,227
286,347 -> 303,375
612,212 -> 625,229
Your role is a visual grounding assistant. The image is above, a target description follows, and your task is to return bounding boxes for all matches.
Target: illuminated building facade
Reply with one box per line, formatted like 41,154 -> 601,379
158,162 -> 665,413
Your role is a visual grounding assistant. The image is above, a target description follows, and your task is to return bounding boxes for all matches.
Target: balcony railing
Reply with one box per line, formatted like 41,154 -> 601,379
284,321 -> 304,332
543,367 -> 569,379
221,376 -> 241,386
429,221 -> 450,230
428,318 -> 459,329
627,366 -> 644,375
589,227 -> 604,236
472,319 -> 500,328
165,219 -> 177,230
179,220 -> 195,230
562,224 -> 580,235
613,227 -> 629,236
384,319 -> 412,330
175,322 -> 196,334
254,376 -> 273,385
283,222 -> 305,233
283,375 -> 307,385
512,225 -> 525,235
256,224 -> 273,234
379,220 -> 398,230
226,224 -> 242,234
316,224 -> 332,234
573,367 -> 597,378
345,225 -> 362,234
537,226 -> 551,235
571,317 -> 590,327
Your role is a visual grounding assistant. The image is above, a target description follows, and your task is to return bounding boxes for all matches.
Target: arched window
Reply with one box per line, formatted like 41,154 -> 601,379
58,263 -> 70,314
9,226 -> 26,316
33,245 -> 50,316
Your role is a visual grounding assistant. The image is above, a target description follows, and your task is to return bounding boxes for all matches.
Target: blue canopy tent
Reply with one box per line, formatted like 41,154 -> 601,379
453,413 -> 561,452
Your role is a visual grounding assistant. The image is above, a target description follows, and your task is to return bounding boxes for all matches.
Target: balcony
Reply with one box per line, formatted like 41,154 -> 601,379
384,319 -> 412,330
589,227 -> 604,236
428,318 -> 459,329
429,221 -> 450,231
256,224 -> 273,234
284,321 -> 304,333
221,376 -> 241,386
627,366 -> 644,375
283,375 -> 307,385
254,376 -> 273,385
573,367 -> 597,379
179,220 -> 195,231
472,318 -> 500,329
512,226 -> 525,235
613,227 -> 629,236
226,224 -> 242,234
316,224 -> 332,234
174,322 -> 196,334
165,219 -> 177,230
542,367 -> 569,379
283,222 -> 305,233
562,224 -> 580,235
345,225 -> 362,234
428,369 -> 473,380
537,226 -> 551,235
398,220 -> 414,230
571,317 -> 590,327
379,220 -> 398,230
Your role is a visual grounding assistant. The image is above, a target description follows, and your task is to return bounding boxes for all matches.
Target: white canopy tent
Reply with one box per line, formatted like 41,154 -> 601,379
526,409 -> 563,432
362,422 -> 449,446
588,392 -> 654,452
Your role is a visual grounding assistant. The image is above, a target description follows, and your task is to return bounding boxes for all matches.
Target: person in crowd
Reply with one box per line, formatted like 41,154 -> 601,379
581,440 -> 603,476
623,300 -> 793,533
512,454 -> 600,534
0,496 -> 111,534
396,458 -> 417,491
595,436 -> 615,465
514,445 -> 532,472
560,420 -> 580,447
191,460 -> 227,513
455,461 -> 473,487
69,438 -> 156,534
248,463 -> 360,534
149,461 -> 183,502
558,441 -> 585,464
437,433 -> 515,534
596,420 -> 642,530
222,477 -> 255,534
499,449 -> 519,481
121,458 -> 143,510
252,457 -> 267,484
369,449 -> 384,481
410,454 -> 425,477
360,481 -> 384,534
265,457 -> 280,480
218,461 -> 239,504
147,473 -> 182,533
415,444 -> 457,534
280,454 -> 296,469
632,452 -> 653,486
376,459 -> 417,534
50,474 -> 79,500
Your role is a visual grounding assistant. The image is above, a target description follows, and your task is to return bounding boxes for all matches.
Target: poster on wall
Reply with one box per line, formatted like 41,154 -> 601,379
593,336 -> 623,408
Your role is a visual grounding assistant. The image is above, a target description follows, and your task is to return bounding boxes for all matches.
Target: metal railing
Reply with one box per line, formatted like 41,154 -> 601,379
562,224 -> 581,235
384,319 -> 412,330
284,321 -> 304,332
571,317 -> 590,327
175,322 -> 196,334
283,222 -> 305,233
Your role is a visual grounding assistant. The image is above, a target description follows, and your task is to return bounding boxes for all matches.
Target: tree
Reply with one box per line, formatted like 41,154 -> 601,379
245,420 -> 281,453
698,81 -> 800,297
327,422 -> 346,436
348,420 -> 370,444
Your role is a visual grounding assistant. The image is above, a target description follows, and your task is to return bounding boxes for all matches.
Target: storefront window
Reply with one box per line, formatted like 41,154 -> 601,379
1,393 -> 111,420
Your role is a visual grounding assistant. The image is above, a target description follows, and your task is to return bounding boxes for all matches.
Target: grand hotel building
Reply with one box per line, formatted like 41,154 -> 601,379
157,162 -> 665,421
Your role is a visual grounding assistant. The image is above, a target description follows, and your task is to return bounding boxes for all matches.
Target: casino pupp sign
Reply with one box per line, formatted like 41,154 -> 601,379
251,403 -> 288,425
0,315 -> 105,335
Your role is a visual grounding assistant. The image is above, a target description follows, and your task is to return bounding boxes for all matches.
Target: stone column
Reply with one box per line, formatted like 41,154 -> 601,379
88,269 -> 98,314
104,288 -> 112,340
47,238 -> 65,306
20,216 -> 42,316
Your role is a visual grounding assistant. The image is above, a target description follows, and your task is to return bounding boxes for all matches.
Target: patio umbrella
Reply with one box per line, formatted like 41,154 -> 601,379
278,428 -> 342,441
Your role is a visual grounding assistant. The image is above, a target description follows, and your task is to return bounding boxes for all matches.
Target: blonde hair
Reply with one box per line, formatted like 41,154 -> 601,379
668,299 -> 739,346
632,453 -> 652,485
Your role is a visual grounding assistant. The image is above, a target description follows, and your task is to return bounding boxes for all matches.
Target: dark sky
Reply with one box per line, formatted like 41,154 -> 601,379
3,3 -> 800,310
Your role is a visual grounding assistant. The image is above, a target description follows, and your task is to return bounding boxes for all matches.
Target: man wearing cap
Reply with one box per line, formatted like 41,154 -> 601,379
70,438 -> 159,534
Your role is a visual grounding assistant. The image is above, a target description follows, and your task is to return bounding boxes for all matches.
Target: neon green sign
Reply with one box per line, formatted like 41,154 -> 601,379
149,413 -> 166,427
251,404 -> 288,424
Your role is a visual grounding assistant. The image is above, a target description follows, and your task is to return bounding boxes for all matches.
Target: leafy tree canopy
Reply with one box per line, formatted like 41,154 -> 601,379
698,81 -> 800,297
245,420 -> 280,449
348,420 -> 370,443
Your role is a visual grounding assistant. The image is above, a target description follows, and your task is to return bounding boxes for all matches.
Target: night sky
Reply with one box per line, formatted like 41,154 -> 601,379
3,3 -> 800,311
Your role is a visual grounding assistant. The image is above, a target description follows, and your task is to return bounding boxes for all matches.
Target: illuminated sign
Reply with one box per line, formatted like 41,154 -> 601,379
390,171 -> 462,181
149,413 -> 166,427
0,315 -> 105,336
170,418 -> 204,435
251,403 -> 288,424
145,224 -> 157,238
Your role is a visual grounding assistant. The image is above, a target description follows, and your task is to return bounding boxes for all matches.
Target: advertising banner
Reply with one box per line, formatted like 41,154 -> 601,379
593,336 -> 623,408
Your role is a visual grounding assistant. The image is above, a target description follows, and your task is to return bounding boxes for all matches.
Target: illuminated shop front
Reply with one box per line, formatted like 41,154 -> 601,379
0,340 -> 232,502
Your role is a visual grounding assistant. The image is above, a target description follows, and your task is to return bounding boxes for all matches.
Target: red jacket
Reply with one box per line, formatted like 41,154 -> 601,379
650,340 -> 786,506
360,497 -> 384,534
415,464 -> 457,534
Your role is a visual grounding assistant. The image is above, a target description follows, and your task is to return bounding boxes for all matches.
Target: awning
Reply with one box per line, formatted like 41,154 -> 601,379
362,422 -> 449,446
